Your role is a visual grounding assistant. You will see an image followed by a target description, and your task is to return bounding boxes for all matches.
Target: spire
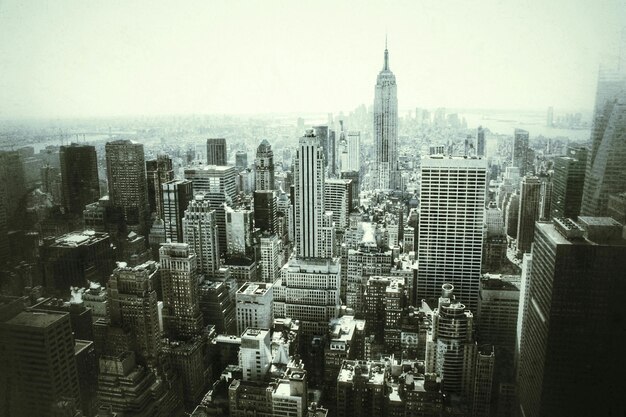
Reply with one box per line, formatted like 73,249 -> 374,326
383,34 -> 389,70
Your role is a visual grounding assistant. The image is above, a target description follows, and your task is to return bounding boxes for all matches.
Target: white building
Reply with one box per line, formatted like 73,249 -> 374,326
259,234 -> 282,283
239,328 -> 272,381
236,282 -> 273,335
182,195 -> 220,277
417,155 -> 488,311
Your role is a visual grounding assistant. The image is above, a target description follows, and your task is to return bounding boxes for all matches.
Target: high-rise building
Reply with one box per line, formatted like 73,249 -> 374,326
41,230 -> 115,292
185,165 -> 238,253
336,360 -> 386,417
517,217 -> 626,417
253,190 -> 277,234
162,179 -> 193,243
424,284 -> 476,395
60,143 -> 100,215
550,147 -> 587,219
512,129 -> 532,176
206,138 -> 227,166
259,234 -> 281,283
345,131 -> 361,173
275,257 -> 341,337
324,178 -> 352,229
516,176 -> 541,254
254,140 -> 275,191
198,280 -> 235,334
239,328 -> 273,381
146,154 -> 174,217
0,310 -> 80,417
108,261 -> 161,365
373,41 -> 399,190
159,243 -> 204,340
225,205 -> 254,256
417,156 -> 487,311
235,282 -> 273,336
346,238 -> 392,315
477,275 -> 520,351
235,151 -> 247,172
0,150 -> 26,221
313,125 -> 329,170
471,345 -> 495,417
581,96 -> 626,216
476,126 -> 486,157
505,192 -> 520,238
294,130 -> 328,259
105,140 -> 150,234
182,195 -> 220,277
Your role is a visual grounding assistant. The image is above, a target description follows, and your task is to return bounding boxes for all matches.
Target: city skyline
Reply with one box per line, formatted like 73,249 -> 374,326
1,0 -> 625,119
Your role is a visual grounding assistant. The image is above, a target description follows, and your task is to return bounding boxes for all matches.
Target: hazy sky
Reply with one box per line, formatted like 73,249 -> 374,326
0,0 -> 625,118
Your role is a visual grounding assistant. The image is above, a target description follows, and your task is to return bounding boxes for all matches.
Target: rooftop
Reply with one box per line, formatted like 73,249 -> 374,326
5,310 -> 67,328
49,230 -> 108,248
237,282 -> 272,296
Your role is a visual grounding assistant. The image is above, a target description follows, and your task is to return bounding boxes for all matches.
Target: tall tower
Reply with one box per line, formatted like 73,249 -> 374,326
60,143 -> 100,215
550,146 -> 587,219
105,140 -> 150,234
159,243 -> 204,340
517,217 -> 626,417
146,154 -> 174,218
182,195 -> 220,277
516,176 -> 541,254
162,179 -> 194,243
206,138 -> 227,165
417,156 -> 487,311
476,126 -> 486,157
373,39 -> 399,190
294,129 -> 327,259
512,129 -> 532,175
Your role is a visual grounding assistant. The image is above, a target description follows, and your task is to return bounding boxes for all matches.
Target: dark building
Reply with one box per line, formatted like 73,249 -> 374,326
516,176 -> 541,254
340,170 -> 360,209
235,150 -> 247,171
476,126 -> 485,157
60,143 -> 100,215
206,138 -> 227,166
199,280 -> 235,335
41,230 -> 115,293
517,217 -> 626,417
336,360 -> 387,417
607,191 -> 626,224
0,150 -> 26,222
162,179 -> 193,243
550,146 -> 587,219
0,310 -> 81,417
253,190 -> 277,234
105,140 -> 150,235
512,129 -> 533,176
313,125 -> 329,169
146,154 -> 174,217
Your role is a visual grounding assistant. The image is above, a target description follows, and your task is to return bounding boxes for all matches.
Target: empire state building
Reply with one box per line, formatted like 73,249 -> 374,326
374,41 -> 399,190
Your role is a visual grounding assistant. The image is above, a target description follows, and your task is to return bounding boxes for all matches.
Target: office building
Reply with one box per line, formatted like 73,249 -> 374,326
517,217 -> 626,417
345,131 -> 361,173
60,143 -> 100,215
294,130 -> 329,258
206,138 -> 227,166
512,129 -> 533,176
607,191 -> 626,224
105,140 -> 150,234
0,310 -> 80,417
146,154 -> 174,217
41,230 -> 115,292
198,280 -> 235,334
550,147 -> 587,219
336,360 -> 386,417
235,151 -> 247,171
159,243 -> 204,340
259,233 -> 281,283
182,195 -> 220,278
162,179 -> 193,243
255,139 -> 275,191
476,126 -> 486,157
374,42 -> 399,190
253,190 -> 277,234
417,156 -> 487,311
346,237 -> 392,315
324,178 -> 352,229
516,176 -> 541,254
236,282 -> 273,335
225,205 -> 254,256
239,328 -> 273,381
472,345 -> 495,417
0,150 -> 26,221
108,261 -> 161,365
313,125 -> 329,170
477,275 -> 520,351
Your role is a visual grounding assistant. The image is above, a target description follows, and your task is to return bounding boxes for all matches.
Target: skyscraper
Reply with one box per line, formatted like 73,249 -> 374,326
235,150 -> 248,171
182,195 -> 220,277
253,190 -> 277,234
417,156 -> 487,311
162,179 -> 193,243
324,178 -> 352,230
146,154 -> 174,217
580,96 -> 626,216
59,143 -> 100,215
206,138 -> 227,166
512,129 -> 533,176
0,310 -> 81,417
0,150 -> 26,221
550,146 -> 587,219
313,125 -> 329,170
516,176 -> 541,254
517,217 -> 626,417
294,130 -> 327,259
105,140 -> 150,234
373,41 -> 399,190
159,243 -> 204,340
476,126 -> 485,157
254,139 -> 275,191
346,131 -> 361,173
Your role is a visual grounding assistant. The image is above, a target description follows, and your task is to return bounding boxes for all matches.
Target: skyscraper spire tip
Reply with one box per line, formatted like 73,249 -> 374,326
383,34 -> 389,70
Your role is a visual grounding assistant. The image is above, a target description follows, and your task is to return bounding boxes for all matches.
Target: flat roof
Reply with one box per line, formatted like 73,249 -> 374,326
5,310 -> 66,328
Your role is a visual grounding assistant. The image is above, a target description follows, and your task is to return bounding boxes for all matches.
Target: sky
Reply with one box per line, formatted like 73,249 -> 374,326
0,0 -> 625,119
